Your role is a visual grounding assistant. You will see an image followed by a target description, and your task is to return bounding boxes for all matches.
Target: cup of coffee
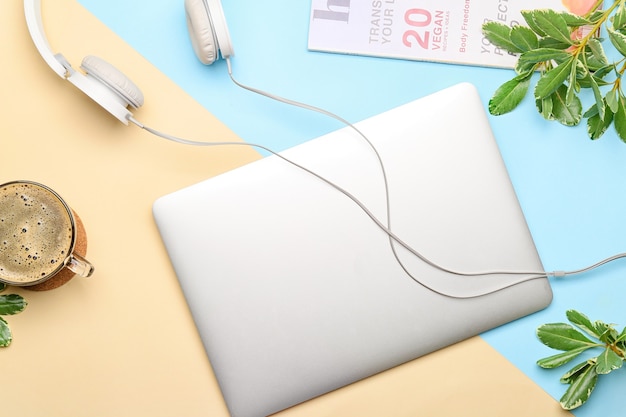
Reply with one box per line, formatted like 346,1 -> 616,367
0,180 -> 94,288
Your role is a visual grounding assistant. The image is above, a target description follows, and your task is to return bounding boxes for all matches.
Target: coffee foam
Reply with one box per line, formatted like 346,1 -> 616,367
0,183 -> 74,284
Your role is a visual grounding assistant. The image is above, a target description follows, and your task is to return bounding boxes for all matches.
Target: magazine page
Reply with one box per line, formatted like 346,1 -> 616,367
308,0 -> 568,68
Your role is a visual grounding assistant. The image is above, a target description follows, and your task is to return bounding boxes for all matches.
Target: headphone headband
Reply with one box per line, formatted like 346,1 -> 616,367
23,0 -> 136,124
24,0 -> 66,77
205,0 -> 233,60
24,0 -> 233,124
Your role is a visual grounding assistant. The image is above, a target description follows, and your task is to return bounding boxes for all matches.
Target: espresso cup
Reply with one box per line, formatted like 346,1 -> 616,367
0,180 -> 94,287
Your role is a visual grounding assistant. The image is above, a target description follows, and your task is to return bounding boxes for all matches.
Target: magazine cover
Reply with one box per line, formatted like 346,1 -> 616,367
308,0 -> 569,68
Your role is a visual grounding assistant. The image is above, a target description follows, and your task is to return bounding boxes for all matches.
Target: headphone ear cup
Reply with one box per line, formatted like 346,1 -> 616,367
80,55 -> 144,109
184,0 -> 218,65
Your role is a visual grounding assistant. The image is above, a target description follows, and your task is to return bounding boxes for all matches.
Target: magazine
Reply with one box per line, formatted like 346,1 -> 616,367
308,0 -> 568,68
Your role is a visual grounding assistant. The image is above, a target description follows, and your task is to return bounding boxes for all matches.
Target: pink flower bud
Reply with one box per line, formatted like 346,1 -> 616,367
561,0 -> 597,15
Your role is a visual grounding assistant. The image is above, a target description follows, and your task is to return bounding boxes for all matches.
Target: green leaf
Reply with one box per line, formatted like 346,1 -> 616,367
566,56 -> 579,105
567,310 -> 601,339
587,74 -> 605,121
585,38 -> 609,70
551,84 -> 583,126
535,57 -> 575,99
537,346 -> 593,369
596,347 -> 623,374
596,321 -> 619,344
613,92 -> 626,143
560,11 -> 592,27
521,10 -> 547,37
589,10 -> 605,24
510,26 -> 539,52
560,362 -> 598,410
539,36 -> 572,50
537,95 -> 555,120
531,9 -> 575,45
574,60 -> 588,82
615,325 -> 626,343
586,102 -> 613,140
482,21 -> 522,54
515,57 -> 538,76
488,75 -> 532,116
537,322 -> 599,351
0,283 -> 5,292
0,317 -> 12,347
0,294 -> 27,315
583,102 -> 600,118
560,359 -> 594,384
612,3 -> 626,31
520,48 -> 572,64
606,89 -> 620,113
608,26 -> 626,56
593,64 -> 616,83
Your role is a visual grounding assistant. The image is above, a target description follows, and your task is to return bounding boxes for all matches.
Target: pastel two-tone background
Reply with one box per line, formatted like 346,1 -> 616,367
2,1 -> 625,415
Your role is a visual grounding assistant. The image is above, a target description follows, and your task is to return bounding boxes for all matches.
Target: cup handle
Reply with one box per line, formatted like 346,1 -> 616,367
66,253 -> 95,277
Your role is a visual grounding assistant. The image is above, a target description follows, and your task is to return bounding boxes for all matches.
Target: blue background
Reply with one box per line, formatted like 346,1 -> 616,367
77,1 -> 626,414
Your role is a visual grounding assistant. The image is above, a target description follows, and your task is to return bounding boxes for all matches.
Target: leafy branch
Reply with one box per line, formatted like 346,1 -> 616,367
481,0 -> 626,142
536,309 -> 626,409
0,283 -> 27,347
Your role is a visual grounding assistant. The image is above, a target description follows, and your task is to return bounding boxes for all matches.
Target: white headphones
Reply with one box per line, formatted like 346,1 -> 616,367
23,0 -> 233,124
27,0 -> 626,297
184,0 -> 234,65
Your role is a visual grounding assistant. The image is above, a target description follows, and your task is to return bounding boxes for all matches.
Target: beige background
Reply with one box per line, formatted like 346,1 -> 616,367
1,1 -> 570,416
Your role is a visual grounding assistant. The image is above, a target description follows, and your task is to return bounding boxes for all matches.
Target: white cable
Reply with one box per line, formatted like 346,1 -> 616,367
127,60 -> 626,298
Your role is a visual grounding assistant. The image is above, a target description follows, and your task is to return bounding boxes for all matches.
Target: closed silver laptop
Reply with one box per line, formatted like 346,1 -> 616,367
153,83 -> 552,417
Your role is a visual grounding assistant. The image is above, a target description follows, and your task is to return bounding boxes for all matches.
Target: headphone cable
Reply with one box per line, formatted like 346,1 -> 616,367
127,61 -> 626,298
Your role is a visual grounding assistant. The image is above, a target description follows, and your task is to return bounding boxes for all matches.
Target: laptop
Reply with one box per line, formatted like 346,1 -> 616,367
153,83 -> 553,417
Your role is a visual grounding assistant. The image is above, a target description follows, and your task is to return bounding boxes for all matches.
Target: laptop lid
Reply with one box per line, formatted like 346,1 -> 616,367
153,83 -> 552,417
